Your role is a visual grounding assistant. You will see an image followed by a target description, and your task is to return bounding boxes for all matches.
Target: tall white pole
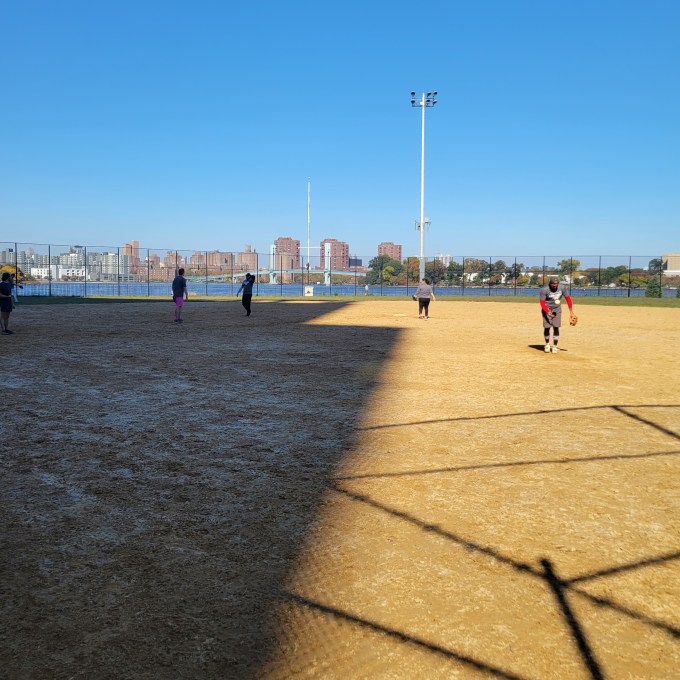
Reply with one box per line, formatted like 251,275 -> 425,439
307,177 -> 311,271
420,92 -> 426,281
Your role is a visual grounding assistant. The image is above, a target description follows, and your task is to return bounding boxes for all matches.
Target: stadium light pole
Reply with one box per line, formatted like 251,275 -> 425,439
411,90 -> 437,281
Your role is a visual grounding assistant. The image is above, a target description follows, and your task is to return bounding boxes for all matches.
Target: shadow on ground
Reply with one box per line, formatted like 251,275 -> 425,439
1,300 -> 401,678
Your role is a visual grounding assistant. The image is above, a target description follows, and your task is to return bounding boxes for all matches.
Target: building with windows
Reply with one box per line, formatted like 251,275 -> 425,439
272,237 -> 301,270
122,240 -> 141,274
320,238 -> 349,270
378,242 -> 402,262
238,245 -> 258,272
662,253 -> 680,276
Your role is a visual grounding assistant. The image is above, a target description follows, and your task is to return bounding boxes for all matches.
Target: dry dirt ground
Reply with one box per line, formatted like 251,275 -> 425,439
2,298 -> 679,680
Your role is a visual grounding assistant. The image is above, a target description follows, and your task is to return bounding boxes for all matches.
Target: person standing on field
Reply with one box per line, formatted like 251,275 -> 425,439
172,268 -> 189,323
413,277 -> 436,319
0,272 -> 14,334
540,275 -> 574,353
236,273 -> 255,317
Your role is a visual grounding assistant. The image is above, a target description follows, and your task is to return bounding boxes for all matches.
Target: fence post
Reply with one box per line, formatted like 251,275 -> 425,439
117,247 -> 121,297
48,244 -> 52,296
542,256 -> 546,287
628,256 -> 632,298
569,257 -> 573,296
84,246 -> 87,297
147,250 -> 150,297
598,255 -> 601,296
488,256 -> 492,296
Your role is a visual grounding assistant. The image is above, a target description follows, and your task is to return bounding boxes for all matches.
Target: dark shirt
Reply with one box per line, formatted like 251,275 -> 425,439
172,275 -> 187,298
241,278 -> 254,295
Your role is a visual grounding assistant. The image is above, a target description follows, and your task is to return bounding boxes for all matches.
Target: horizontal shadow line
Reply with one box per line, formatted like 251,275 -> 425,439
334,450 -> 679,481
358,404 -> 680,432
287,592 -> 527,680
332,484 -> 680,640
567,550 -> 680,585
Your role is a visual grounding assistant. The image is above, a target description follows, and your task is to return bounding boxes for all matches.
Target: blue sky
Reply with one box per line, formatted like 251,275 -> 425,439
1,0 -> 678,258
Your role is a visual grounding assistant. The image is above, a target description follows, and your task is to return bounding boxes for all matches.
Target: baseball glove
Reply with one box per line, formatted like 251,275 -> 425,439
569,313 -> 578,326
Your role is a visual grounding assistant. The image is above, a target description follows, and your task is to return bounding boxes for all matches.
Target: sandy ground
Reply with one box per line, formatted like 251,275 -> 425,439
1,298 -> 679,680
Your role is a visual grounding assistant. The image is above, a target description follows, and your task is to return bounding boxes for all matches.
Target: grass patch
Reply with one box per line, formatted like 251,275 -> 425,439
16,294 -> 680,308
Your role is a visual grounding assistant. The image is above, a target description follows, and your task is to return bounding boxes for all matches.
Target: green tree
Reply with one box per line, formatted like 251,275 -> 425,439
464,258 -> 491,285
600,265 -> 628,285
557,258 -> 581,277
507,262 -> 524,283
403,257 -> 421,283
425,259 -> 447,285
446,261 -> 464,285
648,258 -> 663,276
645,275 -> 662,298
366,255 -> 402,285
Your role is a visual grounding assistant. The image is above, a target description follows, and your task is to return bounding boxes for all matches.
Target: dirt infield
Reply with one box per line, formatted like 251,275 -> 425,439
2,298 -> 679,679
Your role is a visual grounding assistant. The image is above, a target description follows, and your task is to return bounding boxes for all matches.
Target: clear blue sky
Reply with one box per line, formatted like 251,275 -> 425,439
1,0 -> 678,258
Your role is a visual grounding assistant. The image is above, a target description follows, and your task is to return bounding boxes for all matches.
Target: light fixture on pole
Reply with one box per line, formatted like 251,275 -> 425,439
410,90 -> 437,281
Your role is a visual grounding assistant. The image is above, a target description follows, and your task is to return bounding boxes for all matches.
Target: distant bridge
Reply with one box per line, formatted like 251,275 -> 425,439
190,269 -> 359,286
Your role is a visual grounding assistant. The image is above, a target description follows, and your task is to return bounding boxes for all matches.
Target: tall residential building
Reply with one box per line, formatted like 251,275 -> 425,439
239,244 -> 258,272
273,237 -> 301,269
434,253 -> 452,267
320,238 -> 350,271
122,240 -> 141,274
206,251 -> 234,269
378,242 -> 402,262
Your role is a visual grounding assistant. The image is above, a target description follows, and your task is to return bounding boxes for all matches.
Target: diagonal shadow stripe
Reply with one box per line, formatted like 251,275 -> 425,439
541,560 -> 604,680
612,406 -> 680,441
287,592 -> 528,680
567,585 -> 680,640
332,483 -> 680,640
334,449 -> 680,481
358,403 -> 680,433
567,550 -> 680,585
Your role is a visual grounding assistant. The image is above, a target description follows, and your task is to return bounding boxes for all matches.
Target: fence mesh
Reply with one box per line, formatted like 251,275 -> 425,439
0,243 -> 676,298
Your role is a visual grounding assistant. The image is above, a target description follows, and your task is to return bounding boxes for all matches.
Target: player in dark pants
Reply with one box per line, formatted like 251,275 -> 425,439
539,275 -> 574,353
412,278 -> 436,319
0,272 -> 14,334
171,268 -> 188,323
236,273 -> 255,316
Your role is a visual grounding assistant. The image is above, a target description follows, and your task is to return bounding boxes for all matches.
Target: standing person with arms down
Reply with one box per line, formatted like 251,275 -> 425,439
412,277 -> 436,319
172,268 -> 189,323
540,275 -> 575,353
236,273 -> 255,317
0,272 -> 14,334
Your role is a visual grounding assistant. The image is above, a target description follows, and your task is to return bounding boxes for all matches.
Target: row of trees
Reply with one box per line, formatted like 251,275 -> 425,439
365,257 -> 674,290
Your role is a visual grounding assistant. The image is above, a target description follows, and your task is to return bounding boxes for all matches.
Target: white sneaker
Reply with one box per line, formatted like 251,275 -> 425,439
551,345 -> 559,353
544,344 -> 551,353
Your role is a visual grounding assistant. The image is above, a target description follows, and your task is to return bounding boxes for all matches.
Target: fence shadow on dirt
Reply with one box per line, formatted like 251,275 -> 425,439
1,300 -> 404,678
322,403 -> 680,679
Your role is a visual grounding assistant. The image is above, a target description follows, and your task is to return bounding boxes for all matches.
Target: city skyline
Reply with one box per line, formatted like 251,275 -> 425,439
1,3 -> 677,256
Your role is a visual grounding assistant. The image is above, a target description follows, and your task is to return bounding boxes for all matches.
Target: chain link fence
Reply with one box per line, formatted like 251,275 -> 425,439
1,243 -> 677,298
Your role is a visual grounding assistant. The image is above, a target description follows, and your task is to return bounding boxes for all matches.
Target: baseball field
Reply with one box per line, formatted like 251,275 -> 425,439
2,298 -> 679,679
